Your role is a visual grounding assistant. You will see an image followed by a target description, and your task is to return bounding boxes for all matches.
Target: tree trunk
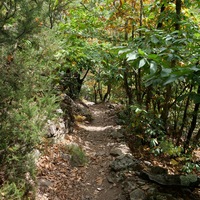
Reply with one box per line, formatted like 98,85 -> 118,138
194,128 -> 200,144
124,69 -> 133,105
136,68 -> 142,103
176,84 -> 193,145
160,85 -> 172,132
146,85 -> 153,111
175,0 -> 182,30
157,3 -> 165,29
103,84 -> 111,102
139,0 -> 143,36
184,85 -> 200,151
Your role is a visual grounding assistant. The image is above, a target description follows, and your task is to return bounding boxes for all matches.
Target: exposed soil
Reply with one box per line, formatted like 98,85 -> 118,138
36,102 -> 126,200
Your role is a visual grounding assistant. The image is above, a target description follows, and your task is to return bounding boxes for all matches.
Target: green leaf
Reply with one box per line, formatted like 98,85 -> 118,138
127,51 -> 138,61
161,68 -> 172,77
148,54 -> 158,60
151,35 -> 159,44
150,62 -> 157,74
138,48 -> 146,56
118,48 -> 131,55
139,58 -> 146,68
164,75 -> 179,85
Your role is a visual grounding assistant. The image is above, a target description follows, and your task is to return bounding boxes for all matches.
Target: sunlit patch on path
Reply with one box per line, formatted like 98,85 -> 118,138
78,124 -> 121,132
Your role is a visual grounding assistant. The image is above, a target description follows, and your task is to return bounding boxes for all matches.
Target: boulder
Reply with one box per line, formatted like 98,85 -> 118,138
130,188 -> 146,200
110,154 -> 142,172
140,169 -> 200,188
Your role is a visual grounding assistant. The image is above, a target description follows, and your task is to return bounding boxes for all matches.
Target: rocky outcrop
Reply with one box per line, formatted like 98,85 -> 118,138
140,168 -> 200,188
109,146 -> 200,200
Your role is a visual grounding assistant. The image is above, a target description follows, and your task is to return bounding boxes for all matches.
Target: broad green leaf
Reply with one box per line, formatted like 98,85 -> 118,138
118,48 -> 131,55
138,48 -> 146,56
151,35 -> 159,44
161,68 -> 172,77
164,75 -> 179,85
127,51 -> 138,61
150,62 -> 157,74
190,66 -> 200,72
139,58 -> 146,68
148,54 -> 158,60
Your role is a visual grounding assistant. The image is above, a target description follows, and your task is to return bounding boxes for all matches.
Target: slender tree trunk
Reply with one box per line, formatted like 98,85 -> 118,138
176,84 -> 193,145
146,86 -> 153,111
98,81 -> 103,101
103,84 -> 111,102
195,128 -> 200,144
175,0 -> 182,30
184,85 -> 200,151
125,20 -> 128,40
139,0 -> 143,36
157,3 -> 165,29
124,69 -> 133,105
161,85 -> 172,131
136,69 -> 142,103
93,82 -> 97,104
136,0 -> 143,103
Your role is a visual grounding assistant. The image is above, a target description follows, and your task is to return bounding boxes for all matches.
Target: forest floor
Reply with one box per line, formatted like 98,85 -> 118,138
36,102 -> 126,200
36,102 -> 200,200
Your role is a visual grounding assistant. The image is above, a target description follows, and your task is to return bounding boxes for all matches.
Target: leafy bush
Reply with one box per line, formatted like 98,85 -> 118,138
0,29 -> 60,199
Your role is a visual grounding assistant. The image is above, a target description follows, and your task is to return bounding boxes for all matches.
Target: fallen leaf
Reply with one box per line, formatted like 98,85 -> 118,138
96,177 -> 103,185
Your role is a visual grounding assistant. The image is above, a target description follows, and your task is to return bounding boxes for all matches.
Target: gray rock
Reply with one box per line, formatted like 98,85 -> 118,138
149,193 -> 176,200
110,131 -> 124,139
96,151 -> 106,156
122,181 -> 137,193
38,179 -> 53,187
110,155 -> 142,172
32,149 -> 41,162
140,170 -> 200,187
130,188 -> 146,200
106,175 -> 116,183
147,187 -> 158,195
110,148 -> 123,157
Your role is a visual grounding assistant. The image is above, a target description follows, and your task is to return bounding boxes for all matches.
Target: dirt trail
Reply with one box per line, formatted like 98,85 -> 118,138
77,103 -> 125,200
36,103 -> 126,200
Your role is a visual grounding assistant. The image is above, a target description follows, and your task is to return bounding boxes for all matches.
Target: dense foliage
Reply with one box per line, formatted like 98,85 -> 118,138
0,0 -> 200,198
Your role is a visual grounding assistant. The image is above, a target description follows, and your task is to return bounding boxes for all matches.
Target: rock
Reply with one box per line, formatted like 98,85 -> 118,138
147,193 -> 176,200
110,155 -> 142,172
96,151 -> 106,156
144,161 -> 152,166
56,108 -> 63,114
38,179 -> 53,187
180,174 -> 199,187
147,187 -> 158,195
32,149 -> 41,162
107,175 -> 115,183
130,188 -> 146,200
141,184 -> 150,191
110,131 -> 124,139
46,118 -> 66,138
150,166 -> 168,174
110,148 -> 123,157
140,170 -> 200,188
122,181 -> 137,193
110,144 -> 131,157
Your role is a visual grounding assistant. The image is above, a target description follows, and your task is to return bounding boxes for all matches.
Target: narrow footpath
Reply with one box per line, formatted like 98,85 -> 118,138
36,102 -> 127,200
